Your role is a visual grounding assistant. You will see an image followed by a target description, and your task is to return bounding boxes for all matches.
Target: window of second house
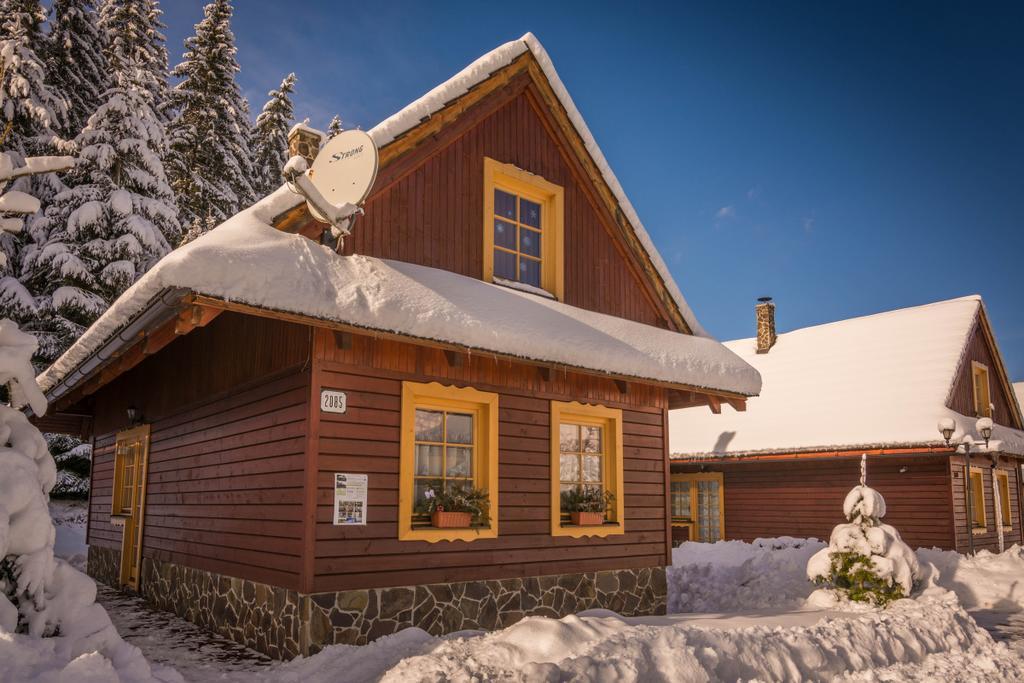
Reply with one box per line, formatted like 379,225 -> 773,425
399,381 -> 499,542
972,362 -> 992,418
483,158 -> 564,299
968,466 -> 986,532
996,470 -> 1012,528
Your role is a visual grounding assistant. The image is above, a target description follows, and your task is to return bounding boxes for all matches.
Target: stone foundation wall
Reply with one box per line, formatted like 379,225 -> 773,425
86,545 -> 120,588
116,557 -> 666,659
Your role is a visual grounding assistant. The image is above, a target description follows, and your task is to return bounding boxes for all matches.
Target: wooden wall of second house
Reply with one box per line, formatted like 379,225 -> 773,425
950,454 -> 1023,553
948,320 -> 1019,428
310,329 -> 670,594
348,83 -> 671,329
673,455 -> 956,550
87,312 -> 312,591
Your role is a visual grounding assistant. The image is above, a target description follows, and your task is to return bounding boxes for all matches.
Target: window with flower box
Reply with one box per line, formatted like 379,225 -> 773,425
399,381 -> 498,542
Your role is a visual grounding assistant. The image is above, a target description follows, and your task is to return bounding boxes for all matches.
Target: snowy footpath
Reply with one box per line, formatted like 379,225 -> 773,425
40,518 -> 1024,682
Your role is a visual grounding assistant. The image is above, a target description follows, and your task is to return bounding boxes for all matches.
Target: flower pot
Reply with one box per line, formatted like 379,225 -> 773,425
570,511 -> 605,526
431,511 -> 472,528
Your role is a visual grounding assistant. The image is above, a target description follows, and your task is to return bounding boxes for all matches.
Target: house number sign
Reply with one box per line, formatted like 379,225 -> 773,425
320,389 -> 347,414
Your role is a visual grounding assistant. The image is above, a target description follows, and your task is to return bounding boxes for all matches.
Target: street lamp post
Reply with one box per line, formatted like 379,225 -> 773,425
937,418 -> 978,555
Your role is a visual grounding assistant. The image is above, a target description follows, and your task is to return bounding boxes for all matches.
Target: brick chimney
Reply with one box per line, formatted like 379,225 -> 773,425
756,297 -> 776,353
288,122 -> 325,167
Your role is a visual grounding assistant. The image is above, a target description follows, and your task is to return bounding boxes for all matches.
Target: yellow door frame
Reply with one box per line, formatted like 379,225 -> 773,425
111,424 -> 152,590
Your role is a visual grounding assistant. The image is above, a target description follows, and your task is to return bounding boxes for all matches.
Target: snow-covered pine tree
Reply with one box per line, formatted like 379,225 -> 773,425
97,0 -> 171,124
28,65 -> 178,364
166,0 -> 254,235
327,114 -> 343,139
250,73 -> 296,197
44,0 -> 110,139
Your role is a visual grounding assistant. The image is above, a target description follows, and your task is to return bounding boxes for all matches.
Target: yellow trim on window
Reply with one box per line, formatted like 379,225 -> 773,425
971,361 -> 992,418
399,382 -> 499,542
482,157 -> 564,300
550,401 -> 624,538
996,470 -> 1013,529
670,472 -> 726,542
969,466 -> 987,533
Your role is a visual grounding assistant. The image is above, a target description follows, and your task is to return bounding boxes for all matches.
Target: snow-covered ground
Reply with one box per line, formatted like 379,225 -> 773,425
46,509 -> 1024,682
49,499 -> 88,572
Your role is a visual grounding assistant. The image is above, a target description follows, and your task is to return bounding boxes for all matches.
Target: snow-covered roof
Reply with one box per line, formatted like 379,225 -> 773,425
38,187 -> 760,399
1015,382 -> 1024,417
670,296 -> 1024,458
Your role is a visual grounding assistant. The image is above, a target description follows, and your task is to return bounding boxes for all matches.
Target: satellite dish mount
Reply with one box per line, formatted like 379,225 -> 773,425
282,129 -> 379,252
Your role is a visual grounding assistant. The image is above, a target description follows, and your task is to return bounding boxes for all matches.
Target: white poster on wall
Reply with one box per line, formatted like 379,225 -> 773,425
333,473 -> 368,525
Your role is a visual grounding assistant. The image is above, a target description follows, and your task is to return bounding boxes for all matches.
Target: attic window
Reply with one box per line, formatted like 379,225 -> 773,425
483,158 -> 564,299
972,362 -> 992,418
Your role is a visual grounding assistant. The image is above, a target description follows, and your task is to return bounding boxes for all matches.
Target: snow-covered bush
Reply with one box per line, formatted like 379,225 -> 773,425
0,318 -> 173,680
807,461 -> 920,606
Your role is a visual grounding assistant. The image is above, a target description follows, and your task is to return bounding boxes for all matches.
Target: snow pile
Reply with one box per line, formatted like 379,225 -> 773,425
668,537 -> 825,612
0,319 -> 177,682
671,295 -> 1024,457
39,187 -> 761,400
919,545 -> 1024,614
807,479 -> 921,606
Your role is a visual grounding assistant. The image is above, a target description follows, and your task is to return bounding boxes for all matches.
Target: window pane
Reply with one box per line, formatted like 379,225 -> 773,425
520,198 -> 541,228
560,454 -> 580,483
445,412 -> 474,444
519,227 -> 541,258
582,455 -> 601,483
446,446 -> 473,477
495,189 -> 516,220
520,257 -> 541,287
494,249 -> 516,280
415,444 -> 443,476
671,481 -> 691,519
415,410 -> 443,442
414,480 -> 436,508
559,424 -> 580,453
494,219 -> 516,249
582,426 -> 602,453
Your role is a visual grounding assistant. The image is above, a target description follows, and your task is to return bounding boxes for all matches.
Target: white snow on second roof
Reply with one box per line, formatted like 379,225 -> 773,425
37,188 -> 761,398
670,296 -> 1024,458
1015,382 -> 1024,417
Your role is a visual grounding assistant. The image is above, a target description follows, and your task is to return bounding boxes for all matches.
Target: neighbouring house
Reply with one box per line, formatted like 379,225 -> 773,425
670,295 -> 1024,554
31,34 -> 760,659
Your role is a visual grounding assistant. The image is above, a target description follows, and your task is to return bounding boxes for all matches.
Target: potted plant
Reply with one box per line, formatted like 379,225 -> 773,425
561,486 -> 614,526
417,482 -> 490,529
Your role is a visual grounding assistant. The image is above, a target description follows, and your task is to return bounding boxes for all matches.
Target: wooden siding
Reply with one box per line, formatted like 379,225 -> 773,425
87,314 -> 312,590
347,84 -> 669,329
310,329 -> 669,593
673,455 -> 956,550
948,321 -> 1018,428
950,454 -> 1023,553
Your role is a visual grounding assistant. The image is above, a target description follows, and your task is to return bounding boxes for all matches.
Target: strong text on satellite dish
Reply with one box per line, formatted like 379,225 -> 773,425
283,129 -> 379,250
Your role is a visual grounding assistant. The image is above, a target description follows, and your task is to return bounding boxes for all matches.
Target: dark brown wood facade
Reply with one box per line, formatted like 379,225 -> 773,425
948,320 -> 1021,428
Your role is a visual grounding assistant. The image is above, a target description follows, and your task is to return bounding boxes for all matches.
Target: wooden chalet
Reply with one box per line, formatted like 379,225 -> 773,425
32,34 -> 760,658
670,296 -> 1024,555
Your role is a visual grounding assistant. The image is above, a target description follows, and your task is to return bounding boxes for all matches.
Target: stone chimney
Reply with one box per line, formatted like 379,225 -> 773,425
755,297 -> 776,353
288,122 -> 325,167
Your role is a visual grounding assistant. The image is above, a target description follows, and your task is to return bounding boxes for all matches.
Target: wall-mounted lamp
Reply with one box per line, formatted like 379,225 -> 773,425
127,405 -> 142,425
937,418 -> 956,446
976,417 -> 993,450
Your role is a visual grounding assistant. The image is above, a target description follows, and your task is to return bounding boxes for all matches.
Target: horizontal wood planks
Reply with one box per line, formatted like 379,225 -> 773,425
88,314 -> 313,590
348,85 -> 669,328
950,454 -> 1023,553
311,329 -> 668,593
674,455 -> 956,550
947,321 -> 1018,428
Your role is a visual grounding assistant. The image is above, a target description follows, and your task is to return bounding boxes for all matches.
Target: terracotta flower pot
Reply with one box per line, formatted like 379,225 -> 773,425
431,511 -> 472,528
570,511 -> 605,526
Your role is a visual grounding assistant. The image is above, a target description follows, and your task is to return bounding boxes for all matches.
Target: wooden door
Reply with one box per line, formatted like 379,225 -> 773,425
111,425 -> 151,590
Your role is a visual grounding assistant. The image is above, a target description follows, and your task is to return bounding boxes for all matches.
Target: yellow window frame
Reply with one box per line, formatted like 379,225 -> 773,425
550,401 -> 624,538
968,466 -> 987,533
399,381 -> 499,543
482,157 -> 564,300
671,472 -> 726,542
972,361 -> 992,418
996,470 -> 1013,529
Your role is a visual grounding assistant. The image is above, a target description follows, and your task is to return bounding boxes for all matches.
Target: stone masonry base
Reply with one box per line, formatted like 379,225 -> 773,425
86,547 -> 666,659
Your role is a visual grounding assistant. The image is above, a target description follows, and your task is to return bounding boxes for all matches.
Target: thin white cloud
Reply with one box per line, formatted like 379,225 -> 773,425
746,186 -> 761,200
802,217 -> 816,234
716,206 -> 736,219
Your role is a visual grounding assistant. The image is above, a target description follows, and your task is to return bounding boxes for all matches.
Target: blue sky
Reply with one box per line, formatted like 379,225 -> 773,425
162,1 -> 1024,380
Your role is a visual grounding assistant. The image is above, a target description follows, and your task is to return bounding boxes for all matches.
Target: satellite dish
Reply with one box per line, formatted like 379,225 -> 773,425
305,129 -> 378,223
